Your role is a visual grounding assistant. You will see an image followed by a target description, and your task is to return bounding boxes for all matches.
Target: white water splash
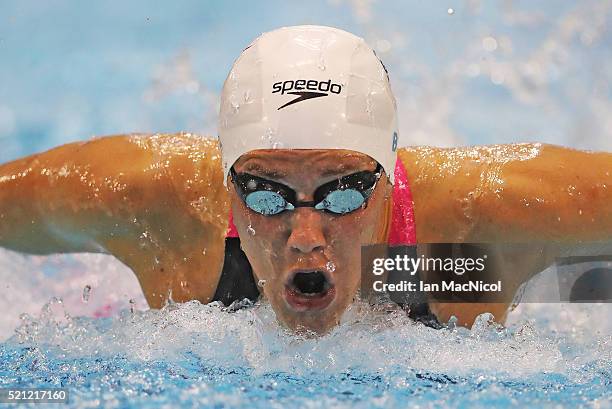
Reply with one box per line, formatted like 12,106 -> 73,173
8,293 -> 611,384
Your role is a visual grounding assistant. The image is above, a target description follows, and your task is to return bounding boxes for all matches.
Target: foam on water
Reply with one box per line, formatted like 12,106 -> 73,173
1,251 -> 611,408
1,2 -> 611,406
6,297 -> 612,378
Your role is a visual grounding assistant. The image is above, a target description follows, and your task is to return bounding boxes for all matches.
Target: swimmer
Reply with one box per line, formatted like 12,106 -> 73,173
0,26 -> 610,334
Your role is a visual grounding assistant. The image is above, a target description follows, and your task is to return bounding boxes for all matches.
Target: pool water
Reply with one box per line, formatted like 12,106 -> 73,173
1,1 -> 611,407
1,295 -> 610,408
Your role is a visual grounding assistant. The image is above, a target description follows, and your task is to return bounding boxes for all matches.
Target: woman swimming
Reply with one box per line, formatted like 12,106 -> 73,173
0,26 -> 610,334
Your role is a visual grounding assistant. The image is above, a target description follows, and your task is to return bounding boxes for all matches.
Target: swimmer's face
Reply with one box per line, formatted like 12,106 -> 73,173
228,149 -> 392,334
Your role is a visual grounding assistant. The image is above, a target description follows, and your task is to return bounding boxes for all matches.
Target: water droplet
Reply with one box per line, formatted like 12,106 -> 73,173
326,261 -> 336,272
257,279 -> 267,287
82,285 -> 91,303
365,93 -> 373,116
482,36 -> 498,52
447,7 -> 454,15
446,315 -> 458,330
261,128 -> 275,147
317,56 -> 326,71
578,209 -> 583,215
230,100 -> 240,113
272,141 -> 283,149
247,224 -> 256,236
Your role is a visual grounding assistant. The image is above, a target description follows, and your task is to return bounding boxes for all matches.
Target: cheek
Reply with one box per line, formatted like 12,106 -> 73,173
358,184 -> 390,242
326,191 -> 388,288
230,200 -> 287,279
326,220 -> 364,274
328,206 -> 383,248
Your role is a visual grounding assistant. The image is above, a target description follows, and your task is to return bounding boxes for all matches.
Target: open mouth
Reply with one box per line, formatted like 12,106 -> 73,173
284,270 -> 336,312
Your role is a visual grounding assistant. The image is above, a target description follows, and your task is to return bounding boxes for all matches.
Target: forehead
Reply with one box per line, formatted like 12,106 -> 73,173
233,149 -> 376,178
231,149 -> 378,193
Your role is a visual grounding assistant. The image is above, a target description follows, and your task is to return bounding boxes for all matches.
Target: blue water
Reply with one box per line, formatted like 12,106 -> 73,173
1,1 -> 611,162
1,1 -> 612,407
1,348 -> 607,408
1,299 -> 611,408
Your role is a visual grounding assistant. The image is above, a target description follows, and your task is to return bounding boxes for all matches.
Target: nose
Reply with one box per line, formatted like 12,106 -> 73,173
287,208 -> 326,253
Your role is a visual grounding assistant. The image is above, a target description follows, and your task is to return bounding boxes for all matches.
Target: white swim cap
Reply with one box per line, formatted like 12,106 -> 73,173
218,25 -> 399,186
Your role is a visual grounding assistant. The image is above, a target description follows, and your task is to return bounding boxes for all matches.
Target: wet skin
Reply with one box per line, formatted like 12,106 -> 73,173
0,133 -> 610,333
228,149 -> 393,334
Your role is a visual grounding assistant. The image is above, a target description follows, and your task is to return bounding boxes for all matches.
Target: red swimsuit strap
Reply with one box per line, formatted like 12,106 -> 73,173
226,207 -> 239,238
387,157 -> 417,245
225,157 -> 417,245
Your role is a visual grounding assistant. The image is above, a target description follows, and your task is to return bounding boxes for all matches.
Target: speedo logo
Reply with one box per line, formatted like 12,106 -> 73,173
272,79 -> 342,110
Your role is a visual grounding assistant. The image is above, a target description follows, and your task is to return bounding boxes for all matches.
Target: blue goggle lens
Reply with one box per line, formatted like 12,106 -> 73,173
245,191 -> 294,215
314,189 -> 365,214
245,188 -> 366,215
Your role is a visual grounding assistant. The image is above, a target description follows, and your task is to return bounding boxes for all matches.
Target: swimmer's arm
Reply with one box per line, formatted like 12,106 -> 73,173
472,143 -> 611,305
471,144 -> 612,322
0,133 -> 229,306
399,143 -> 612,243
0,134 -> 169,254
468,143 -> 611,244
0,133 -> 227,251
400,143 -> 612,325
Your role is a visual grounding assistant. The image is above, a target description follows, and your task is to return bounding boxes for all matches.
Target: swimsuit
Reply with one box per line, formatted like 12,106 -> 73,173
212,158 -> 441,328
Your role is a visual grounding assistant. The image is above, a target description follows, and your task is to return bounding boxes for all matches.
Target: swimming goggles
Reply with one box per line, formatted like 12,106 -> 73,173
230,163 -> 383,216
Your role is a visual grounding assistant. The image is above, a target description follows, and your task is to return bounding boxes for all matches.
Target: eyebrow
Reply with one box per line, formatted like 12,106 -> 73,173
243,163 -> 287,179
242,161 -> 377,180
315,163 -> 379,178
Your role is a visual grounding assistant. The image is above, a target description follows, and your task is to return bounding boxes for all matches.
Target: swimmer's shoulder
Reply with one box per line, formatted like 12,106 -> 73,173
123,132 -> 231,225
397,143 -> 612,243
88,133 -> 231,307
116,133 -> 230,307
395,145 -> 512,242
123,132 -> 221,159
76,132 -> 230,228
